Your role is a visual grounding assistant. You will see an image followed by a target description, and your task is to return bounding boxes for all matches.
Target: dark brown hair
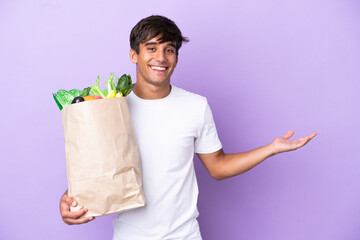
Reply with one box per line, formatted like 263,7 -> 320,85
130,15 -> 189,56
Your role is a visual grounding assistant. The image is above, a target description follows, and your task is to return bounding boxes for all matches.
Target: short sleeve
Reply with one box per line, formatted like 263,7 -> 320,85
194,101 -> 222,154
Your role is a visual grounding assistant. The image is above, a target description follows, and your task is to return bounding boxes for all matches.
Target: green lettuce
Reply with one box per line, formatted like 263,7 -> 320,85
116,74 -> 135,97
53,87 -> 91,110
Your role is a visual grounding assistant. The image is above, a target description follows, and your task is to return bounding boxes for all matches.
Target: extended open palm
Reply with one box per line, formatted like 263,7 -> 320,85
272,130 -> 318,154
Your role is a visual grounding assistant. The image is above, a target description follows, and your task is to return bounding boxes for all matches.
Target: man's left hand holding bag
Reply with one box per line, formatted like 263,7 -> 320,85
60,190 -> 95,225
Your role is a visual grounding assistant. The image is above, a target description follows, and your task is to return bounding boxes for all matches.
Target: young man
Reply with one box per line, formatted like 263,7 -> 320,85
60,15 -> 317,239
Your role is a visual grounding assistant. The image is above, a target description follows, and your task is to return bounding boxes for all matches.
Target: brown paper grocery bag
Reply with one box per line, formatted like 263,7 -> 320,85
62,97 -> 146,217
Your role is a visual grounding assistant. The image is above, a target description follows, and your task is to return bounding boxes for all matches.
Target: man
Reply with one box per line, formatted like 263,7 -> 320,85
60,15 -> 317,239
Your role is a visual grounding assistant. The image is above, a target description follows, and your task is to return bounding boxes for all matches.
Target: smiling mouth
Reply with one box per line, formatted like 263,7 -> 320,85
149,65 -> 168,72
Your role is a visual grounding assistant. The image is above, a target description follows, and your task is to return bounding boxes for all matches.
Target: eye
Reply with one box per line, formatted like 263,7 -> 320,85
166,48 -> 175,54
147,47 -> 155,51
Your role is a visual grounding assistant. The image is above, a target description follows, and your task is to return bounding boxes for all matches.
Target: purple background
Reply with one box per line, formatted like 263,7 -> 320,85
1,0 -> 359,239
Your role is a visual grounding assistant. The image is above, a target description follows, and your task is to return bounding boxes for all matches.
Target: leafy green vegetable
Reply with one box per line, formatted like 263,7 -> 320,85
116,74 -> 129,92
90,76 -> 107,98
105,73 -> 116,97
80,87 -> 91,97
69,89 -> 82,97
53,88 -> 91,110
56,90 -> 76,107
102,89 -> 108,97
105,73 -> 116,92
53,93 -> 63,110
91,73 -> 134,98
116,74 -> 135,97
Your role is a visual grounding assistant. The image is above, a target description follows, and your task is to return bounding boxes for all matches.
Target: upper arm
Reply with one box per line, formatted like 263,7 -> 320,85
197,148 -> 225,180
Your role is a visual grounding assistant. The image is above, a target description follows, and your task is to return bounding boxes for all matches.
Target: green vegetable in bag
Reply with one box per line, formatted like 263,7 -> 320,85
116,74 -> 135,97
53,87 -> 91,110
53,73 -> 135,111
90,76 -> 107,99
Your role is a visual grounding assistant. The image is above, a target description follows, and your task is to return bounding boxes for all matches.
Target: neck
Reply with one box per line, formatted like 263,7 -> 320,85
133,81 -> 172,100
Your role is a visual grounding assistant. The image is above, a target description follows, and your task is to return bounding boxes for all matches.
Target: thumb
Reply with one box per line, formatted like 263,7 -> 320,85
61,192 -> 77,207
283,130 -> 294,139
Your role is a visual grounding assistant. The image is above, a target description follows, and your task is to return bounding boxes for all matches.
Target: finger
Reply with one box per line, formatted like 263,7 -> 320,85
294,135 -> 312,148
62,195 -> 77,207
308,132 -> 318,139
60,198 -> 78,213
283,130 -> 294,139
62,207 -> 88,219
63,216 -> 95,225
301,132 -> 317,140
298,137 -> 309,146
294,132 -> 317,146
303,134 -> 316,144
60,200 -> 70,212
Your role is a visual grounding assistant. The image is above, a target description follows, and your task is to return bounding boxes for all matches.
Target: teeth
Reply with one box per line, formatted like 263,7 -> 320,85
151,66 -> 166,71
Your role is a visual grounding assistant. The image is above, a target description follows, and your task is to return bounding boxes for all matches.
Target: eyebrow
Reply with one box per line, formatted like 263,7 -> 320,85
144,42 -> 176,48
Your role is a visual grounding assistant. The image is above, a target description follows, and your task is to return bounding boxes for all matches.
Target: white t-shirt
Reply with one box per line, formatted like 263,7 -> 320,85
113,86 -> 222,240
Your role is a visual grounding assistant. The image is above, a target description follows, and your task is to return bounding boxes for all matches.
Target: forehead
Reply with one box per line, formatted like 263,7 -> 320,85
141,35 -> 176,47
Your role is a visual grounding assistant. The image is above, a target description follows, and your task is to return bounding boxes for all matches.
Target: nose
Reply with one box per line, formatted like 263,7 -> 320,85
155,50 -> 166,62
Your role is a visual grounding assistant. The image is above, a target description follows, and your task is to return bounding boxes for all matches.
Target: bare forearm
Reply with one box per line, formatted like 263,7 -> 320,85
216,143 -> 276,180
198,130 -> 317,180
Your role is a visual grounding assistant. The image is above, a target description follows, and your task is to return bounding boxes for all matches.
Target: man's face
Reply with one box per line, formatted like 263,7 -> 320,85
129,36 -> 178,87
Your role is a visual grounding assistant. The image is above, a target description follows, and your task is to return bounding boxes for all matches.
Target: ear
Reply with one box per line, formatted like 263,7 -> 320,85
129,49 -> 138,64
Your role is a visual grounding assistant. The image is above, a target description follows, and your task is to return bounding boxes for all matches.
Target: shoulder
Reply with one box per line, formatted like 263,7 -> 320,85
171,86 -> 207,105
170,86 -> 209,131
